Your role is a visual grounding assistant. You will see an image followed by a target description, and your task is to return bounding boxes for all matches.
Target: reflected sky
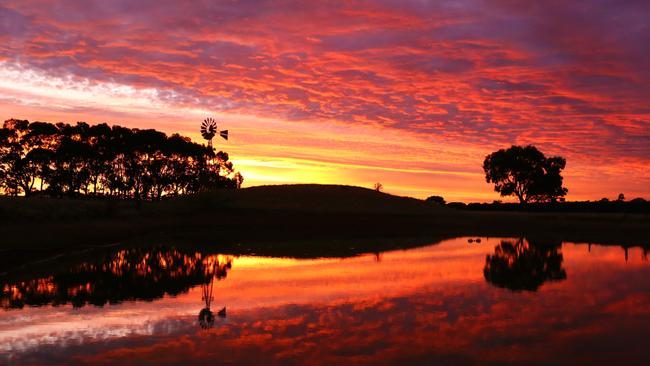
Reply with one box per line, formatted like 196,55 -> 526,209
2,238 -> 650,365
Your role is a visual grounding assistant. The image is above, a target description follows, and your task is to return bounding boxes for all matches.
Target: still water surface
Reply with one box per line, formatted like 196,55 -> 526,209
2,237 -> 650,365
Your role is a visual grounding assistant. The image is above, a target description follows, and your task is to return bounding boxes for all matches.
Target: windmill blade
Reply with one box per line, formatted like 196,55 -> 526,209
201,117 -> 218,141
220,130 -> 229,140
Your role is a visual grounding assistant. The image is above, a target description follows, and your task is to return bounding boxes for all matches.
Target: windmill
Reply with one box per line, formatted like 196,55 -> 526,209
200,117 -> 228,148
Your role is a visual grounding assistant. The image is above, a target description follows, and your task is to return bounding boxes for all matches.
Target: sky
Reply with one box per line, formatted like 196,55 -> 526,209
0,0 -> 648,202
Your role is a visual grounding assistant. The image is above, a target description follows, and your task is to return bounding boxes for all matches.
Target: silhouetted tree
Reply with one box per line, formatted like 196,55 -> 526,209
483,238 -> 567,291
234,172 -> 244,189
425,195 -> 446,205
0,119 -> 32,196
617,193 -> 625,202
0,119 -> 242,198
373,182 -> 383,192
483,145 -> 568,204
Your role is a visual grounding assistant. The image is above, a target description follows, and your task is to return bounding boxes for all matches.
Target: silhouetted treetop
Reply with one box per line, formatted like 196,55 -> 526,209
0,118 -> 242,199
425,195 -> 446,205
483,145 -> 568,204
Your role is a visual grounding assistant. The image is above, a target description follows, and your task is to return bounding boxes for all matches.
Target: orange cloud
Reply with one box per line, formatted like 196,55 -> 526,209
0,0 -> 648,200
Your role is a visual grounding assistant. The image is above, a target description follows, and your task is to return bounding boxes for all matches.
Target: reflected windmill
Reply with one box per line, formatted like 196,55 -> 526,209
198,255 -> 232,329
198,271 -> 217,329
200,117 -> 228,149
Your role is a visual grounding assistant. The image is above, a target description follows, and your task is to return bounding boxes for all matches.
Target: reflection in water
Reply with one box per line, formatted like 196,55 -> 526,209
2,238 -> 650,365
1,247 -> 232,310
198,257 -> 231,329
483,238 -> 567,291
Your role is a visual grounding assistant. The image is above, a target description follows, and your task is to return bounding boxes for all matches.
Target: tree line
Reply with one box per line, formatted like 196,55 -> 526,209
0,119 -> 243,199
445,197 -> 650,213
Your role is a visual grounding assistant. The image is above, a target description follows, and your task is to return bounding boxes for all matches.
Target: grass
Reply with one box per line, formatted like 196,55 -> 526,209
0,184 -> 441,221
1,184 -> 648,271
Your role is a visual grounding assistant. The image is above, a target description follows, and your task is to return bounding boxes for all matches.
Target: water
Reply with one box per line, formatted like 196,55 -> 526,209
1,237 -> 650,365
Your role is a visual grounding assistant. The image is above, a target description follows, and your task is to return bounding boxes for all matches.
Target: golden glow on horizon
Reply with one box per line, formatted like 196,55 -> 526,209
0,62 -> 503,201
0,20 -> 650,202
2,64 -> 647,202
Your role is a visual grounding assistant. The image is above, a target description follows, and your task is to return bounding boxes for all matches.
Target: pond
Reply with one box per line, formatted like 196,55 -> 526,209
2,237 -> 650,365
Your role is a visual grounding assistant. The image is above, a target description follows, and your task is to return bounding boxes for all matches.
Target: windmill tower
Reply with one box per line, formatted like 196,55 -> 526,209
200,117 -> 228,148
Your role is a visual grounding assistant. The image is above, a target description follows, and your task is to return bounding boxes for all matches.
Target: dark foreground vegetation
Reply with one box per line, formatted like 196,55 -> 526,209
0,119 -> 242,199
1,184 -> 648,273
446,197 -> 650,214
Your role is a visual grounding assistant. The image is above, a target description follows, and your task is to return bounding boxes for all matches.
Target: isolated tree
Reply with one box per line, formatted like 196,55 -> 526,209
373,182 -> 383,192
483,145 -> 568,204
234,172 -> 244,189
617,193 -> 625,202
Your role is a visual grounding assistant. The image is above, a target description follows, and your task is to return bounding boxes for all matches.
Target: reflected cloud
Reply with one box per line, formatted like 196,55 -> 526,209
2,238 -> 650,365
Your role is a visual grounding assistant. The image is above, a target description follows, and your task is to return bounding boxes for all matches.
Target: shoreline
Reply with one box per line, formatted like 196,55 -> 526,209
1,185 -> 648,271
2,208 -> 648,263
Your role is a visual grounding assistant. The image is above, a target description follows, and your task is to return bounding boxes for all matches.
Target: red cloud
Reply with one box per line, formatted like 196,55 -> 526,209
0,0 -> 648,199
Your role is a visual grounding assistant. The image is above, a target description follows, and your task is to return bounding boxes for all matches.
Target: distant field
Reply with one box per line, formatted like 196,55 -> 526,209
0,184 -> 648,267
0,184 -> 441,222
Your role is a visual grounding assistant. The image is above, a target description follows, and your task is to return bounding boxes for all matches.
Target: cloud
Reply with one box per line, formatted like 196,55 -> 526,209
0,0 -> 648,199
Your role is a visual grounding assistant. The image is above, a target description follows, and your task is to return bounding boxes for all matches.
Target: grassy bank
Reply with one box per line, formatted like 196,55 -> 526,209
1,184 -> 648,269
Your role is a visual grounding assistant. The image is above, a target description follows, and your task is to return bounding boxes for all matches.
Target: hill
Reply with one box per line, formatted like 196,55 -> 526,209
180,184 -> 443,214
0,184 -> 648,268
0,184 -> 440,222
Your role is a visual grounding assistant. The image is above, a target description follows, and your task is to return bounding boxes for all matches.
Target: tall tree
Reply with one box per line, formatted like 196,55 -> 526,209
0,119 -> 32,196
483,145 -> 568,204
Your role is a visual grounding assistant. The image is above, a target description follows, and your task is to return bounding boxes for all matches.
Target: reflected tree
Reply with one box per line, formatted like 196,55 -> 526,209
1,247 -> 233,310
483,238 -> 567,291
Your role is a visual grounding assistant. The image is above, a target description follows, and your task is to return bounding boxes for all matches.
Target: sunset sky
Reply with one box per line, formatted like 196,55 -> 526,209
1,0 -> 648,202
